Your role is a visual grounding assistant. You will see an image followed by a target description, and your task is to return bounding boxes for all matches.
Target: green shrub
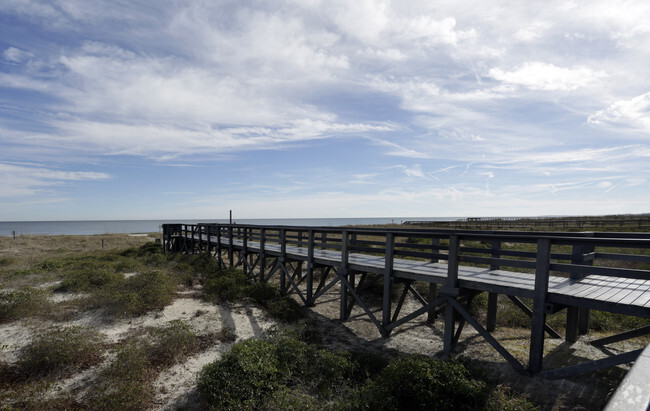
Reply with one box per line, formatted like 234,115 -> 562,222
203,269 -> 250,302
197,333 -> 356,410
246,281 -> 279,304
198,339 -> 281,410
148,320 -> 199,367
35,258 -> 62,272
266,297 -> 304,322
56,268 -> 123,292
99,270 -> 176,317
0,287 -> 49,323
351,355 -> 487,410
0,257 -> 15,267
16,326 -> 104,380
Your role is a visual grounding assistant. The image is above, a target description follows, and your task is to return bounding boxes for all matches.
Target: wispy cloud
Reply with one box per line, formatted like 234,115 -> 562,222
0,162 -> 111,198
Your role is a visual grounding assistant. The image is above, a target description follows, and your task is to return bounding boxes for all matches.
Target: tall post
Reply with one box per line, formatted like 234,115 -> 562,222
486,239 -> 501,332
428,237 -> 440,323
529,238 -> 552,374
280,228 -> 286,294
259,228 -> 266,282
307,230 -> 315,305
339,230 -> 349,321
382,233 -> 395,335
566,235 -> 595,341
228,225 -> 234,268
443,235 -> 460,354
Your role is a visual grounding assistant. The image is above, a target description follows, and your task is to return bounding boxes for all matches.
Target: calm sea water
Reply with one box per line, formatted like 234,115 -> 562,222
0,217 -> 456,236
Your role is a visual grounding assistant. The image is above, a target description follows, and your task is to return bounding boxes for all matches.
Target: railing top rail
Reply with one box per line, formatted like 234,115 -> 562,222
163,223 -> 650,247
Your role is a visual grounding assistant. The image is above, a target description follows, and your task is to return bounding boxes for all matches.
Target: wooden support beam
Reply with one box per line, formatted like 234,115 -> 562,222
539,349 -> 643,380
259,228 -> 266,282
591,325 -> 650,346
307,230 -> 314,305
487,292 -> 498,332
280,228 -> 286,294
444,235 -> 460,354
340,230 -> 349,321
383,233 -> 394,335
228,226 -> 234,268
529,238 -> 552,374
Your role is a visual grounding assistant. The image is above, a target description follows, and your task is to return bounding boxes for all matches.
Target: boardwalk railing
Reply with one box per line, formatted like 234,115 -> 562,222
162,223 -> 650,378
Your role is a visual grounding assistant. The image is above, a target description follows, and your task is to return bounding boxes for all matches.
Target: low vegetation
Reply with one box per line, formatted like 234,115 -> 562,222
87,320 -> 200,409
197,328 -> 539,410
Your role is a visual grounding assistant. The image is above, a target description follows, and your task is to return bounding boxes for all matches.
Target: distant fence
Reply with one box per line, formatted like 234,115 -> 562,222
403,215 -> 650,230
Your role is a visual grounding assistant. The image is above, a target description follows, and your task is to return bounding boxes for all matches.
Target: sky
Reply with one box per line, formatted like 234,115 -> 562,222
1,0 -> 649,221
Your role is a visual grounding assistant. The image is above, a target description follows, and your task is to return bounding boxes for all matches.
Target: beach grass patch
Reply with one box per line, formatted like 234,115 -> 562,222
0,287 -> 50,323
14,326 -> 104,381
98,270 -> 177,317
88,320 -> 199,409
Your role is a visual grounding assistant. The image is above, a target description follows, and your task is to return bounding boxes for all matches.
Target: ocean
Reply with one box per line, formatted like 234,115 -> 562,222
0,217 -> 456,236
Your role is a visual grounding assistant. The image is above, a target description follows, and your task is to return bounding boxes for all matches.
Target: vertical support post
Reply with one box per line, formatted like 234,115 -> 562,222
206,224 -> 211,255
382,233 -> 395,335
259,228 -> 266,282
228,225 -> 234,268
280,228 -> 286,294
428,237 -> 440,323
198,224 -> 203,253
242,227 -> 248,271
339,230 -> 349,321
443,235 -> 460,354
487,239 -> 501,332
566,236 -> 595,341
529,238 -> 552,374
215,224 -> 222,266
307,230 -> 314,305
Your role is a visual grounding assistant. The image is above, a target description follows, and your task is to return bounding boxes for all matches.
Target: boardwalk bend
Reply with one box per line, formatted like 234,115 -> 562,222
162,223 -> 650,378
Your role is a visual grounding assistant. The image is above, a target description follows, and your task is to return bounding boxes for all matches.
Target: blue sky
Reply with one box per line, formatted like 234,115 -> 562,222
1,1 -> 649,221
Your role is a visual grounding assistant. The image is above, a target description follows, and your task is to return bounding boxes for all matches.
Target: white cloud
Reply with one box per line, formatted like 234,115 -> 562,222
488,62 -> 606,91
587,92 -> 650,132
514,22 -> 551,42
0,163 -> 111,198
3,47 -> 33,63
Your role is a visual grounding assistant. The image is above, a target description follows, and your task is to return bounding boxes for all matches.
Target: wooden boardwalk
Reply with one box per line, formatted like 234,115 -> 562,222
162,223 -> 650,378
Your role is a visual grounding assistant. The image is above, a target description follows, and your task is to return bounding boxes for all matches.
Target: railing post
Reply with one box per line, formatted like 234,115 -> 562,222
428,237 -> 440,323
529,238 -> 552,374
339,230 -> 349,321
307,229 -> 315,305
382,233 -> 394,335
487,239 -> 501,332
259,228 -> 266,282
566,235 -> 595,341
443,235 -> 460,354
280,228 -> 286,294
228,225 -> 234,268
242,227 -> 248,271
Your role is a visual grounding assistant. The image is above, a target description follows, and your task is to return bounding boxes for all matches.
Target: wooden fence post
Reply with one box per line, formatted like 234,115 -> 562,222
383,233 -> 395,335
443,235 -> 460,354
340,230 -> 349,321
529,238 -> 551,374
487,239 -> 502,332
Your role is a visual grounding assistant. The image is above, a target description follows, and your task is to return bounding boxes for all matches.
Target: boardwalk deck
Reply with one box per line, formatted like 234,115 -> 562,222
162,223 -> 650,378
